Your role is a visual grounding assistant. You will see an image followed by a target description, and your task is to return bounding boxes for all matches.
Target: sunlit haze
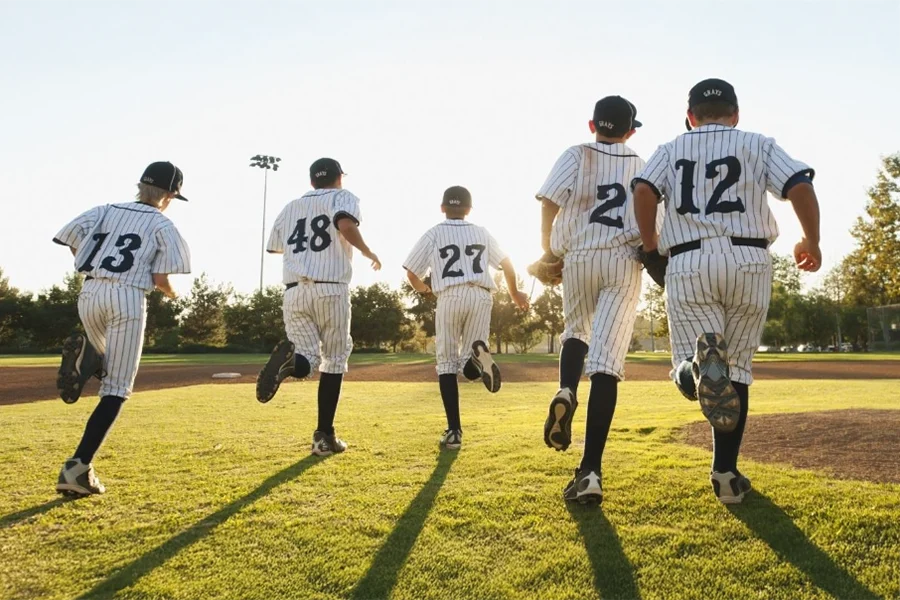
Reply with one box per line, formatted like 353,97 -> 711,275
2,1 -> 898,296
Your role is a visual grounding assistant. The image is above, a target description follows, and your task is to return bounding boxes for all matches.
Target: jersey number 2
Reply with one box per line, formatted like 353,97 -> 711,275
288,215 -> 332,253
78,233 -> 142,273
674,156 -> 745,215
589,183 -> 627,229
440,244 -> 485,278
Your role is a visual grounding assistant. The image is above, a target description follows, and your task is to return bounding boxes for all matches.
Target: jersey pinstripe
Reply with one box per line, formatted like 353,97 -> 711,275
536,143 -> 651,257
267,189 -> 362,284
403,220 -> 507,294
633,124 -> 814,254
283,282 -> 352,374
434,286 -> 493,375
54,203 -> 191,291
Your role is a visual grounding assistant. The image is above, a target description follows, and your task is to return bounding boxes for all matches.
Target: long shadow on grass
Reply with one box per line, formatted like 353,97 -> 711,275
730,491 -> 880,600
349,451 -> 458,600
567,505 -> 641,600
0,497 -> 73,529
75,455 -> 326,600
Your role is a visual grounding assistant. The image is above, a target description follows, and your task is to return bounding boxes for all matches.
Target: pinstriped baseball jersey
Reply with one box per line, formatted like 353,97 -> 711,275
53,203 -> 191,291
267,189 -> 362,284
633,124 -> 814,254
536,142 -> 653,257
403,220 -> 508,294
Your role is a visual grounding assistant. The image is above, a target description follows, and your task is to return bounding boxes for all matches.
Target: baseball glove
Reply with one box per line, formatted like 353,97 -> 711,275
527,251 -> 564,286
638,246 -> 668,288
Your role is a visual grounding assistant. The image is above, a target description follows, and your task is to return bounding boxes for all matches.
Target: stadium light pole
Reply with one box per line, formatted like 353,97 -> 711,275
249,155 -> 281,293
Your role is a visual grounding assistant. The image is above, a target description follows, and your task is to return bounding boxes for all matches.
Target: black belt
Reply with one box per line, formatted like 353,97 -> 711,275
84,276 -> 94,281
669,237 -> 768,258
285,280 -> 340,289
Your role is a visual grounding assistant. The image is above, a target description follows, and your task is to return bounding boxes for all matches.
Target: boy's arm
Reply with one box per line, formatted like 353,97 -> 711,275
336,218 -> 381,271
541,199 -> 560,254
498,257 -> 529,311
152,274 -> 178,299
787,182 -> 821,272
405,269 -> 431,294
633,183 -> 661,251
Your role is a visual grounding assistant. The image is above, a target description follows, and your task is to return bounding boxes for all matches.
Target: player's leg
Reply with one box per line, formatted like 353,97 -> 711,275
257,286 -> 319,403
565,257 -> 642,503
57,281 -> 105,404
711,253 -> 772,503
435,291 -> 463,448
545,254 -> 600,451
464,289 -> 500,394
310,289 -> 351,455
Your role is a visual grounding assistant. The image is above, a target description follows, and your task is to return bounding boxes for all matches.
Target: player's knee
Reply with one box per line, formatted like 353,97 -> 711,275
293,354 -> 311,379
462,358 -> 481,381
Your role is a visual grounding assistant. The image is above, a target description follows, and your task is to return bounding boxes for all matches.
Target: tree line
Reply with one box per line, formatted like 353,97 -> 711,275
1,154 -> 897,354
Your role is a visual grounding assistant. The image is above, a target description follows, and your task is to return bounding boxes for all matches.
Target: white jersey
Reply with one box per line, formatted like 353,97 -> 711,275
267,189 -> 362,284
54,203 -> 191,291
536,142 -> 651,257
633,124 -> 814,254
403,220 -> 508,294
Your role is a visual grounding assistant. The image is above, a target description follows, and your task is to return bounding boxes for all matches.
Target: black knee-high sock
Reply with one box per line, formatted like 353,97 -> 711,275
438,374 -> 461,430
559,338 -> 588,394
317,373 -> 343,435
713,382 -> 749,473
579,373 -> 618,473
73,395 -> 124,464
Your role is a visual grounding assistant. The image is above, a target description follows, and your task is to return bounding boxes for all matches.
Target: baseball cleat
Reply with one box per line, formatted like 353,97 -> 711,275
57,333 -> 104,404
692,333 -> 740,432
439,429 -> 462,450
56,458 -> 105,496
563,468 -> 603,504
311,430 -> 348,456
256,340 -> 295,403
711,470 -> 752,504
544,387 -> 578,451
671,359 -> 697,401
471,341 -> 501,393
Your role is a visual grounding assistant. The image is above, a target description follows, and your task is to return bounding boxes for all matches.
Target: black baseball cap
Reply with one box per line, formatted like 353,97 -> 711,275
688,78 -> 739,110
309,158 -> 345,182
140,161 -> 187,201
592,96 -> 642,135
442,186 -> 472,208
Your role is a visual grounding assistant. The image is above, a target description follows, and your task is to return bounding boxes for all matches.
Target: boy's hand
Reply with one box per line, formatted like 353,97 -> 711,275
793,238 -> 821,272
511,290 -> 530,311
363,250 -> 382,271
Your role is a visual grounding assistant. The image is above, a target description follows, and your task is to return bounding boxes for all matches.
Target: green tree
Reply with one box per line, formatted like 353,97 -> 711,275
28,272 -> 83,351
508,311 -> 543,353
224,286 -> 285,352
532,285 -> 563,353
842,154 -> 900,307
179,274 -> 230,347
400,276 -> 437,338
145,290 -> 183,348
640,283 -> 668,350
0,268 -> 33,349
490,273 -> 520,353
351,283 -> 413,350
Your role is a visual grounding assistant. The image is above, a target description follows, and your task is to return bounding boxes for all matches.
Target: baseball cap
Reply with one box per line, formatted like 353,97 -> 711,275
688,78 -> 739,110
592,96 -> 642,134
140,161 -> 188,201
442,186 -> 472,208
309,158 -> 345,183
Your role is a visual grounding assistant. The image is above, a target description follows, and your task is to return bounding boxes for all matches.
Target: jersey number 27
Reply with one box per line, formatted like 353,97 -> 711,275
589,184 -> 627,229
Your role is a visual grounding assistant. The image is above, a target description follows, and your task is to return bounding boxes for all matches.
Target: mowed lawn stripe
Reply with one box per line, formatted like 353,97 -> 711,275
1,381 -> 897,600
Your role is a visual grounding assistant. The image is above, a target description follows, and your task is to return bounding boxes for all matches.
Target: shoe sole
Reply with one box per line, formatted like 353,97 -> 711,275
694,334 -> 740,432
472,341 -> 501,393
570,491 -> 603,505
256,341 -> 295,403
441,443 -> 461,450
712,474 -> 752,504
544,391 -> 577,451
57,335 -> 86,404
56,483 -> 103,496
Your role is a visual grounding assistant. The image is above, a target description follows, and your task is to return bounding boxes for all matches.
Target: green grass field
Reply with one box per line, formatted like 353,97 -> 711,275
2,350 -> 898,368
2,380 -> 898,600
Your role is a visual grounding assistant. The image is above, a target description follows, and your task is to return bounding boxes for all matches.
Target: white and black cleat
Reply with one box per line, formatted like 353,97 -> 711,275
471,341 -> 501,393
56,458 -> 105,497
711,470 -> 752,504
563,468 -> 603,504
439,429 -> 462,450
544,387 -> 578,451
693,333 -> 740,432
57,333 -> 104,404
311,430 -> 348,456
256,340 -> 296,403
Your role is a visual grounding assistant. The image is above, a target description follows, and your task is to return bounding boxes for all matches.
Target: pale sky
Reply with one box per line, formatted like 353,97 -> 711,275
2,0 -> 898,296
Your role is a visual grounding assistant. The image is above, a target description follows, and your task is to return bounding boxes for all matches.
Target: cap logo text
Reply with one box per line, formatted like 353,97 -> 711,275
596,120 -> 614,129
704,89 -> 722,97
142,176 -> 154,183
315,171 -> 327,177
448,199 -> 461,205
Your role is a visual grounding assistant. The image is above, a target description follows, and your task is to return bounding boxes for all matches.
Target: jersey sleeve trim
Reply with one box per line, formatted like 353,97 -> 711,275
52,237 -> 71,247
781,169 -> 816,198
333,211 -> 360,226
631,177 -> 662,200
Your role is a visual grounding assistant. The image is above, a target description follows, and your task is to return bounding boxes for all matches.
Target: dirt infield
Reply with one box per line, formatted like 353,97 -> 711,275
680,409 -> 900,484
1,360 -> 898,406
